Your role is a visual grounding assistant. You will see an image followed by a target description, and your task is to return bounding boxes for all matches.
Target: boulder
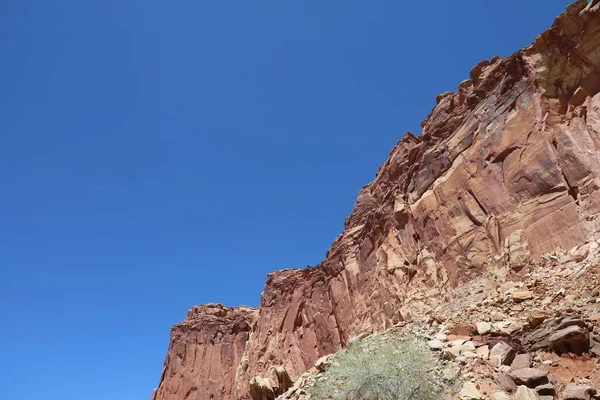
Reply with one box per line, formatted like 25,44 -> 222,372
515,385 -> 541,400
548,325 -> 589,354
314,354 -> 334,372
443,346 -> 460,360
506,231 -> 531,272
444,340 -> 476,359
459,382 -> 482,400
508,368 -> 548,387
497,373 -> 517,393
273,366 -> 293,395
510,354 -> 532,371
490,342 -> 516,367
449,323 -> 477,338
520,315 -> 589,354
434,333 -> 448,341
513,290 -> 534,302
527,311 -> 549,329
476,322 -> 492,335
563,384 -> 597,400
570,244 -> 591,262
426,339 -> 445,351
591,343 -> 600,357
476,345 -> 490,360
535,383 -> 555,396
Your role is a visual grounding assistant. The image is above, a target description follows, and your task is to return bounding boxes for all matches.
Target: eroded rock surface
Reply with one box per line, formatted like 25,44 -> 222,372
152,2 -> 600,399
151,305 -> 256,400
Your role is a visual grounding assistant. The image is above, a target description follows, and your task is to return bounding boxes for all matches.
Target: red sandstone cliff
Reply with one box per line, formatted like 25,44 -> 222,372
152,2 -> 600,399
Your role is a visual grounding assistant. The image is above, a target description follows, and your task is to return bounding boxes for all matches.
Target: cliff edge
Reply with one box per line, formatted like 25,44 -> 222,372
152,2 -> 600,399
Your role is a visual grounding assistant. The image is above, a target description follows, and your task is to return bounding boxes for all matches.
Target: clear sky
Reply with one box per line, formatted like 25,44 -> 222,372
1,1 -> 572,399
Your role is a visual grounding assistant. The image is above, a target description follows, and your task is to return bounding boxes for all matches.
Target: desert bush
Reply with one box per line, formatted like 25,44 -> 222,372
309,335 -> 445,400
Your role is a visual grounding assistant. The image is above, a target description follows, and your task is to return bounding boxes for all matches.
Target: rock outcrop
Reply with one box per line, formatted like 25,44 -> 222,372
151,305 -> 257,400
152,2 -> 600,399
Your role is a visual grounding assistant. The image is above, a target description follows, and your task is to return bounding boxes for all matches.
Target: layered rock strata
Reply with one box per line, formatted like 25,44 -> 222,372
151,305 -> 257,400
152,2 -> 600,399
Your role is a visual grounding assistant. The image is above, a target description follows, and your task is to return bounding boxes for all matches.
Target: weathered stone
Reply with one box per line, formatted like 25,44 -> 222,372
273,366 -> 294,395
476,345 -> 490,360
508,368 -> 548,387
476,322 -> 492,335
442,366 -> 460,382
510,354 -> 532,371
588,312 -> 600,323
493,393 -> 510,400
515,386 -> 540,400
513,290 -> 534,302
535,383 -> 555,396
548,324 -> 589,354
249,376 -> 276,400
426,339 -> 445,351
434,333 -> 448,342
497,373 -> 518,393
571,244 -> 591,262
462,341 -> 476,352
520,315 -> 589,354
591,343 -> 600,357
563,383 -> 597,400
463,351 -> 479,359
506,231 -> 532,272
490,342 -> 516,367
528,311 -> 549,329
314,354 -> 334,372
459,382 -> 482,400
449,323 -> 477,338
451,338 -> 469,347
500,282 -> 517,294
491,311 -> 506,322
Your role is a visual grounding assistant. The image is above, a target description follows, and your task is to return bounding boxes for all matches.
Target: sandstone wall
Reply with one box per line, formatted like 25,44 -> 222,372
152,2 -> 600,399
152,305 -> 257,400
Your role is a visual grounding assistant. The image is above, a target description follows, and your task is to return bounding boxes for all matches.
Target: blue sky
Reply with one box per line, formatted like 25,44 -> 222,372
1,1 -> 571,399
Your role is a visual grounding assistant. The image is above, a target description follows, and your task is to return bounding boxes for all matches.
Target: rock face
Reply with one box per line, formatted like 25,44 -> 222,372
151,305 -> 256,400
152,2 -> 600,399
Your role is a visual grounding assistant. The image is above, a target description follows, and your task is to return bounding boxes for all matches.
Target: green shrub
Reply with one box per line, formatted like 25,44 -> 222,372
309,336 -> 445,400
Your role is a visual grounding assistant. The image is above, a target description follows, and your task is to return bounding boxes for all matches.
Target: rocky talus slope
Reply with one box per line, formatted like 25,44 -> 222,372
281,240 -> 600,400
152,1 -> 600,399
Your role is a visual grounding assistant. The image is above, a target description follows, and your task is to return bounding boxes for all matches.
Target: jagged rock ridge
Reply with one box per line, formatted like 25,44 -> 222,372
152,2 -> 600,399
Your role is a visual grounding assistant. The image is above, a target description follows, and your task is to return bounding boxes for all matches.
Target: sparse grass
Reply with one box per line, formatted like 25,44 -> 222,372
309,335 -> 446,400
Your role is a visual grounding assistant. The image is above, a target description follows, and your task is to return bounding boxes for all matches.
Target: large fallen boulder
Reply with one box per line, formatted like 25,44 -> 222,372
548,325 -> 589,354
508,368 -> 549,387
519,316 -> 589,355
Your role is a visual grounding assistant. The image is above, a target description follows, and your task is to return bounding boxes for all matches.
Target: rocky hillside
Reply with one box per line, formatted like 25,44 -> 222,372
279,240 -> 600,400
151,1 -> 600,399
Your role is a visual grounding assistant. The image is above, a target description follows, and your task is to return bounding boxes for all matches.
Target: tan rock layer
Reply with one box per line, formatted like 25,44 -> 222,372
152,2 -> 600,399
